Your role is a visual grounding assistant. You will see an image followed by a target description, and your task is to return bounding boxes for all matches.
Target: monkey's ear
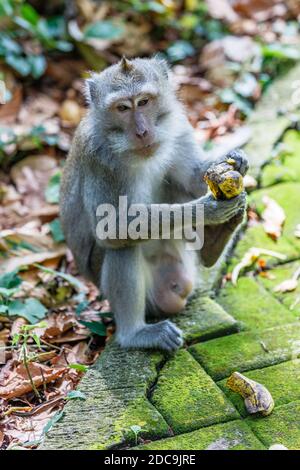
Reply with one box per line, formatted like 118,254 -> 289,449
83,75 -> 98,105
152,55 -> 170,80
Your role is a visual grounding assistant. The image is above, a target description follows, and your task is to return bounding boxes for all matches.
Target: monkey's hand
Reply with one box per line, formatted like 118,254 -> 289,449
201,191 -> 247,226
216,149 -> 249,176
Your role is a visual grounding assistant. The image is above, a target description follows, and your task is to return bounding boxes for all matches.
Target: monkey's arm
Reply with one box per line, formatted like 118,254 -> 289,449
165,129 -> 248,266
168,129 -> 249,199
199,210 -> 245,267
90,192 -> 246,250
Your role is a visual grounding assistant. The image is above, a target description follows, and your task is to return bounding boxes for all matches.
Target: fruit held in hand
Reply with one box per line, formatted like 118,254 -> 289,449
204,159 -> 244,200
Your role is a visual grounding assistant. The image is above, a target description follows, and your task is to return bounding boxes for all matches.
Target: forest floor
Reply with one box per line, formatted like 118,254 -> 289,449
41,66 -> 300,450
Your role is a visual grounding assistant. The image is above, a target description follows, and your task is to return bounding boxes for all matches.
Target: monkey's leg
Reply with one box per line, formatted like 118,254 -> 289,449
101,246 -> 183,352
199,210 -> 244,267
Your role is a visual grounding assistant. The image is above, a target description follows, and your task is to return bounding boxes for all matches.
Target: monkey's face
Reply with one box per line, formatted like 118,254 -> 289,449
86,57 -> 175,159
107,93 -> 160,157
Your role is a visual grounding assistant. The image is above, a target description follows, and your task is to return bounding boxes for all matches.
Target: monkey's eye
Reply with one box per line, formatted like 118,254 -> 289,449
138,98 -> 149,107
117,104 -> 130,112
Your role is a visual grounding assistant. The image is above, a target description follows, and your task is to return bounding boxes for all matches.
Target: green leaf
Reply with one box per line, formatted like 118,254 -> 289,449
0,304 -> 8,314
0,35 -> 22,55
0,0 -> 13,16
130,425 -> 142,434
167,40 -> 195,62
31,333 -> 41,348
75,300 -> 89,315
20,4 -> 40,26
43,410 -> 64,435
218,88 -> 252,116
146,1 -> 166,13
68,363 -> 88,373
54,40 -> 73,52
84,21 -> 124,40
5,54 -> 31,76
49,218 -> 65,243
8,298 -> 47,323
12,333 -> 20,346
45,171 -> 61,204
0,286 -> 19,298
261,44 -> 300,61
28,55 -> 47,79
34,264 -> 86,294
80,320 -> 107,336
66,390 -> 86,400
0,269 -> 22,289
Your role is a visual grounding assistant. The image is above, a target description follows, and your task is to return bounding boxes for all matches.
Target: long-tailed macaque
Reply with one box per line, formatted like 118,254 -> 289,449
60,57 -> 248,351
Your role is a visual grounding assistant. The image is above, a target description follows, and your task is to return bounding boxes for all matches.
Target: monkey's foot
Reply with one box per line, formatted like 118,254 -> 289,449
118,320 -> 183,352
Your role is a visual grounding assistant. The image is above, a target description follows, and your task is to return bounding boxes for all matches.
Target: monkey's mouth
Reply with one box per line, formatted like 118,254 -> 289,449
135,142 -> 159,157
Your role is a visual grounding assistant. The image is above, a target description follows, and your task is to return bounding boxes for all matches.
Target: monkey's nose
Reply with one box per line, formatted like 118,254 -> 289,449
136,129 -> 148,140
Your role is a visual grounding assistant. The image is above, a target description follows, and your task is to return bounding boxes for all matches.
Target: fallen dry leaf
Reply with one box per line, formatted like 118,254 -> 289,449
1,400 -> 63,448
0,362 -> 67,400
206,0 -> 240,23
231,247 -> 287,285
262,196 -> 286,241
59,100 -> 82,127
294,224 -> 300,238
0,247 -> 66,274
273,265 -> 300,293
274,278 -> 298,293
10,155 -> 58,210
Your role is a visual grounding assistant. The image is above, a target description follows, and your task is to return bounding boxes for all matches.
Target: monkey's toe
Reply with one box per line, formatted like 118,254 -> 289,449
158,320 -> 183,351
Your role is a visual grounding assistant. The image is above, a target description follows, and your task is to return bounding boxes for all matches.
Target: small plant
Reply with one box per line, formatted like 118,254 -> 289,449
130,425 -> 142,446
12,321 -> 47,400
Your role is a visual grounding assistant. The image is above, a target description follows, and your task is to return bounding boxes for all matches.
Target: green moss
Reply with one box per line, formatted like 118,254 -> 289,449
173,296 -> 238,343
249,182 -> 300,252
90,397 -> 171,450
217,277 -> 294,331
257,261 -> 300,315
261,130 -> 300,187
151,350 -> 238,434
246,401 -> 300,449
218,359 -> 300,417
189,322 -> 300,380
137,420 -> 265,450
228,225 -> 298,276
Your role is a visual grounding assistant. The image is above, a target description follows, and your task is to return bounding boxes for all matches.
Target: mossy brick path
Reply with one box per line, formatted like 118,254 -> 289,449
42,72 -> 300,451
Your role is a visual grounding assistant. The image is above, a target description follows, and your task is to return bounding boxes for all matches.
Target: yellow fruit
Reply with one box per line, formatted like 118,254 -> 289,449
204,160 -> 244,200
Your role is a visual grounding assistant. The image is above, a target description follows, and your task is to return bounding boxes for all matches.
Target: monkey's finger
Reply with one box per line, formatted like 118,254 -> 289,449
226,149 -> 249,176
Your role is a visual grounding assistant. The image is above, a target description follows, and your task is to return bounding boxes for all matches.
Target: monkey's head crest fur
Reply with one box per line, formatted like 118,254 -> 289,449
83,55 -> 172,106
120,56 -> 134,74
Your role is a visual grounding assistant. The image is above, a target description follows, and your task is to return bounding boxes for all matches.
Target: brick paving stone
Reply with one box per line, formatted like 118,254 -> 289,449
246,401 -> 300,450
173,296 -> 238,343
138,420 -> 265,450
189,323 -> 300,380
151,350 -> 238,434
41,343 -> 170,450
217,276 -> 295,331
257,261 -> 300,315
